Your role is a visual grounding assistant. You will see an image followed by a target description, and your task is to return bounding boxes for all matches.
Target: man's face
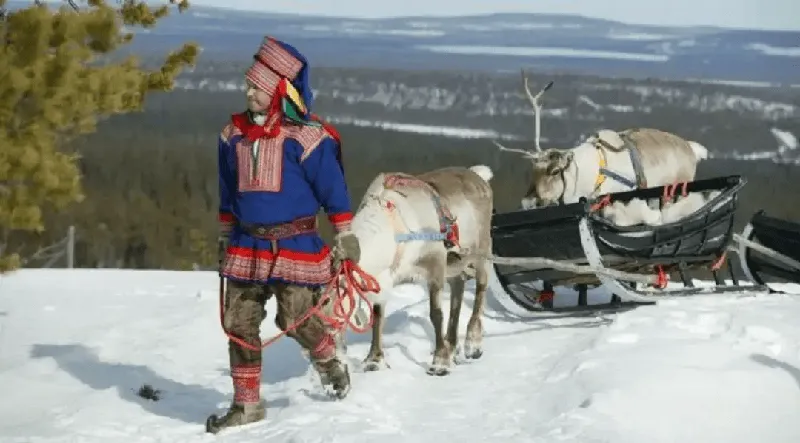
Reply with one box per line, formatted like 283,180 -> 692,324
245,79 -> 272,113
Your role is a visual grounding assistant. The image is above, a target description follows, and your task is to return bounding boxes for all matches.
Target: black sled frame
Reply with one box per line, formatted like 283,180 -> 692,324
489,175 -> 770,315
737,210 -> 800,292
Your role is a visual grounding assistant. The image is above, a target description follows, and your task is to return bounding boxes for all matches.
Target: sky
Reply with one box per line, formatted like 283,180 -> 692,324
190,0 -> 800,31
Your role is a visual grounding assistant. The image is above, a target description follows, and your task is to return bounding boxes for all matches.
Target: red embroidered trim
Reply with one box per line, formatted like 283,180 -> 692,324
291,125 -> 329,163
219,213 -> 234,235
245,62 -> 282,95
221,246 -> 333,284
236,133 -> 284,193
328,212 -> 353,233
231,364 -> 261,404
310,114 -> 341,146
328,213 -> 352,224
255,37 -> 304,80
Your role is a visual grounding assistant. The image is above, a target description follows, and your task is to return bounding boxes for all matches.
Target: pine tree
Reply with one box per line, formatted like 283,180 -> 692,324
0,0 -> 198,271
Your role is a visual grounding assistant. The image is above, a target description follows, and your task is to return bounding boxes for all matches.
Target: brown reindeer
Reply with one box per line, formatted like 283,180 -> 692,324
336,164 -> 494,376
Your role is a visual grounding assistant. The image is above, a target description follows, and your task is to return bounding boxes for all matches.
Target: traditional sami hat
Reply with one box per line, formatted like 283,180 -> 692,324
245,36 -> 316,124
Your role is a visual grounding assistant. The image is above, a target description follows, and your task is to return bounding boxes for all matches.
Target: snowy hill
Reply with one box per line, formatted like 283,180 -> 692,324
2,270 -> 800,442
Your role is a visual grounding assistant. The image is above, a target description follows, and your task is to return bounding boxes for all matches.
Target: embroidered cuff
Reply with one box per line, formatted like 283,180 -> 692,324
231,364 -> 261,404
328,212 -> 353,233
219,212 -> 234,237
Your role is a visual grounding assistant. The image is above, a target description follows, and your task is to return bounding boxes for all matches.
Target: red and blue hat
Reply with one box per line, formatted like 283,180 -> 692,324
245,36 -> 315,122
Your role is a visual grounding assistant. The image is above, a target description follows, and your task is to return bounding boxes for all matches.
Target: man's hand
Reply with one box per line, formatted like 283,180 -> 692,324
331,231 -> 360,270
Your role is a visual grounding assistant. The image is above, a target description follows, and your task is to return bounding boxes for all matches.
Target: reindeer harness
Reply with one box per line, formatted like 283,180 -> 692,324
358,174 -> 459,272
592,129 -> 648,193
382,175 -> 460,248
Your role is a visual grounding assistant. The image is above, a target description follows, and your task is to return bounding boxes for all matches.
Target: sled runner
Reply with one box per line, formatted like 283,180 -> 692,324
738,210 -> 800,292
488,175 -> 770,314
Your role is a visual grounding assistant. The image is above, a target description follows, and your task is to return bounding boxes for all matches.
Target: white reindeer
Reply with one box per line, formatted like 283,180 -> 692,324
494,70 -> 709,210
340,164 -> 494,376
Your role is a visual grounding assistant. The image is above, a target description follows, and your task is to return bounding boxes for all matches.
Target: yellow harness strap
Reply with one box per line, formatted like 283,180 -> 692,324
594,146 -> 608,191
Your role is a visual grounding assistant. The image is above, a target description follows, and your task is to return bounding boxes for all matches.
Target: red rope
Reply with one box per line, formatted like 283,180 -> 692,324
710,251 -> 727,271
679,181 -> 688,197
218,260 -> 381,352
661,181 -> 689,205
590,194 -> 612,212
654,265 -> 669,289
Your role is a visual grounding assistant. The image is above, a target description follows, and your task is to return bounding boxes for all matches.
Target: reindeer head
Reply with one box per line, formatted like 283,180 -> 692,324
523,149 -> 575,208
493,144 -> 575,209
493,70 -> 571,209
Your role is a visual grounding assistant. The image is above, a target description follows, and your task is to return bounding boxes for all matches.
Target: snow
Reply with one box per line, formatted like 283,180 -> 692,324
323,116 -> 522,140
606,32 -> 675,41
417,45 -> 671,62
2,269 -> 800,442
772,127 -> 799,151
308,26 -> 447,37
746,43 -> 800,58
714,128 -> 799,165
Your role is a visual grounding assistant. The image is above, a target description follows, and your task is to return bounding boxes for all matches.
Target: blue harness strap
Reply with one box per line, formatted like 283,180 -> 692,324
384,175 -> 458,246
598,167 -> 637,189
395,231 -> 448,242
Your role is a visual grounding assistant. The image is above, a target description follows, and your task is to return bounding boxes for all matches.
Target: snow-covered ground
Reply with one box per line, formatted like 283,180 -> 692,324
1,270 -> 800,442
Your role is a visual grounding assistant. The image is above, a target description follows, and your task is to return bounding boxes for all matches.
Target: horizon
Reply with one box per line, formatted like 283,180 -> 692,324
4,1 -> 799,32
188,0 -> 800,32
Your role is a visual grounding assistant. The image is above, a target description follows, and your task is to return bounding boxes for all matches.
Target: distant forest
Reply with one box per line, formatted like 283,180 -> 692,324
13,87 -> 800,271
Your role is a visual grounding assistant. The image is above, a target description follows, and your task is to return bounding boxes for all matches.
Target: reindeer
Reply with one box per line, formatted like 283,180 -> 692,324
494,70 -> 709,210
342,164 -> 494,376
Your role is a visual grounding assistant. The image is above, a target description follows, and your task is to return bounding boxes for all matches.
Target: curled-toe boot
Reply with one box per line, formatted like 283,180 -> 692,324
205,364 -> 265,433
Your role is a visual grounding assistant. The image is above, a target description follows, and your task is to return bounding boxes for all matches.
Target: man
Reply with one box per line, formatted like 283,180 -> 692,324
206,36 -> 362,434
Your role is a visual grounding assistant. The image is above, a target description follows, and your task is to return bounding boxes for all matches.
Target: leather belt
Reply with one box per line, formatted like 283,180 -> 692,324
240,216 -> 317,240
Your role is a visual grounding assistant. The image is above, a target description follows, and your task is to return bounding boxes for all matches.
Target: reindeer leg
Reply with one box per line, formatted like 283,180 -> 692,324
362,303 -> 388,371
464,262 -> 487,360
427,269 -> 451,376
446,275 -> 465,363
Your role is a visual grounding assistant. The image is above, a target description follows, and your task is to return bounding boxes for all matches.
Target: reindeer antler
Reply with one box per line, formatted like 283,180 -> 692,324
490,140 -> 538,159
521,69 -> 554,153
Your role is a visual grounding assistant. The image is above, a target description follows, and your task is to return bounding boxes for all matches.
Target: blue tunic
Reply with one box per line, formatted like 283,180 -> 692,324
218,114 -> 352,287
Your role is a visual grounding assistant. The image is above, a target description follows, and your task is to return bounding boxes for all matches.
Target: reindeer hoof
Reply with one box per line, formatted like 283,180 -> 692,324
426,364 -> 450,376
465,349 -> 483,360
463,345 -> 483,360
362,359 -> 388,372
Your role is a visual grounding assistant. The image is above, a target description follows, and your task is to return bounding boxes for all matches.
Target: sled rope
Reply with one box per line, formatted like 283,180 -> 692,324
590,194 -> 612,212
490,255 -> 659,284
218,259 -> 380,352
710,251 -> 727,271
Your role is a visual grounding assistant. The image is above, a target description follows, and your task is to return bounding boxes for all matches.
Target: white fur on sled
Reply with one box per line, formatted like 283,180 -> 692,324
600,190 -> 722,228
